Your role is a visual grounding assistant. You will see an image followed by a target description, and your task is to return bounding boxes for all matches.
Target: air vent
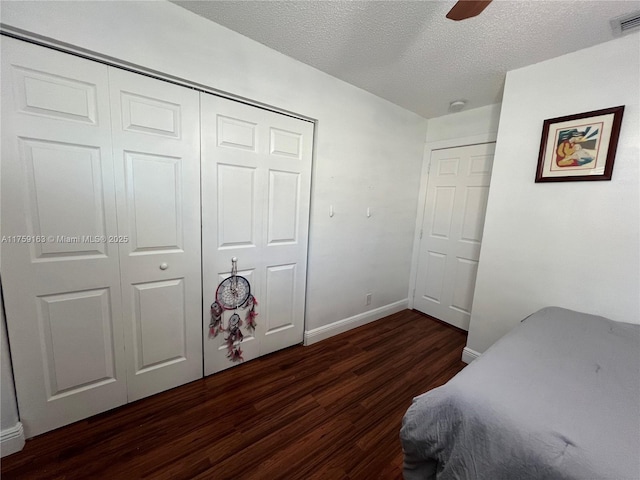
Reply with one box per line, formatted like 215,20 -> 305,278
611,11 -> 640,36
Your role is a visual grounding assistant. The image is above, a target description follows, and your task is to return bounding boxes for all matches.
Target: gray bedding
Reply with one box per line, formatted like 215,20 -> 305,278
400,307 -> 640,480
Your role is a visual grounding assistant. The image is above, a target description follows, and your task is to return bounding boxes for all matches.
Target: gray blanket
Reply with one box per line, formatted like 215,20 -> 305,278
400,307 -> 640,480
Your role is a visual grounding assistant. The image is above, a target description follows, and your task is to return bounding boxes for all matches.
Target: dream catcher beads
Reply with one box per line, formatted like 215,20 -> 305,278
225,313 -> 244,361
209,257 -> 258,362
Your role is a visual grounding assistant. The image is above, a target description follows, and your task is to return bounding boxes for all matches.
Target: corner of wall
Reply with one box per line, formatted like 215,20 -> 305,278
461,347 -> 481,364
1,422 -> 25,458
1,274 -> 23,457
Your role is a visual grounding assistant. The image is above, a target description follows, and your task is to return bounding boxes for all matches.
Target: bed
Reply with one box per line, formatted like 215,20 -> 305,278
400,307 -> 640,480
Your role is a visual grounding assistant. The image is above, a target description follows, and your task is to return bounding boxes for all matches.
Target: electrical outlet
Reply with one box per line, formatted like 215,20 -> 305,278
365,293 -> 372,306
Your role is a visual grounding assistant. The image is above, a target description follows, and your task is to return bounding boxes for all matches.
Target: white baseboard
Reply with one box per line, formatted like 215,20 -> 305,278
1,422 -> 25,457
461,346 -> 481,364
304,299 -> 408,346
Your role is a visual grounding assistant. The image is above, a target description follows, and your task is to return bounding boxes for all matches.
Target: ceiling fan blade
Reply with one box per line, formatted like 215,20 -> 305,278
446,0 -> 492,21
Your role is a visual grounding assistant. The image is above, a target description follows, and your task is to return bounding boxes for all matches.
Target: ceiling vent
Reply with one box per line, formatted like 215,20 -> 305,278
611,11 -> 640,36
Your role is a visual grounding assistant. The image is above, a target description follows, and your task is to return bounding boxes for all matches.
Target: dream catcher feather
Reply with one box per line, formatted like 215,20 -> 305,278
209,257 -> 258,362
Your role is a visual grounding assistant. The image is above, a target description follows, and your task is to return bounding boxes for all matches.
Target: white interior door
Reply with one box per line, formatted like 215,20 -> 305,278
201,94 -> 313,375
413,143 -> 495,330
0,38 -> 127,437
108,68 -> 202,401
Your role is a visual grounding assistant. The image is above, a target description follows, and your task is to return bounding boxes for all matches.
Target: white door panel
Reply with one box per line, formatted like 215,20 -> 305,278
108,67 -> 202,401
414,143 -> 494,330
1,38 -> 127,437
201,95 -> 313,375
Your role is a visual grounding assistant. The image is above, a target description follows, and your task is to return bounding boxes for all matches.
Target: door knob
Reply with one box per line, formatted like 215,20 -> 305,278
160,263 -> 168,270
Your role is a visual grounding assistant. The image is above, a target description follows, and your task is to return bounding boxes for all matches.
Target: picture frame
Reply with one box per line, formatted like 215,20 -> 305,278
535,106 -> 625,182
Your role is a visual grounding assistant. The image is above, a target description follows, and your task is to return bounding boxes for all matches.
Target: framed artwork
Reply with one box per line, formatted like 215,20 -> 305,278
535,106 -> 625,182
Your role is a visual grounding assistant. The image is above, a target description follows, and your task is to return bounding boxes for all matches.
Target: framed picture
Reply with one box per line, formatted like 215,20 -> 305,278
535,106 -> 624,182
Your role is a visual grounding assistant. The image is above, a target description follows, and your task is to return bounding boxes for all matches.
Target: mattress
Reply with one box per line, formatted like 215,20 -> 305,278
400,307 -> 640,480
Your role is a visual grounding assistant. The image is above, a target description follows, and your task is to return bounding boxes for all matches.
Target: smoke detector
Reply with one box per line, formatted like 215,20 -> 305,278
611,11 -> 640,37
449,100 -> 466,113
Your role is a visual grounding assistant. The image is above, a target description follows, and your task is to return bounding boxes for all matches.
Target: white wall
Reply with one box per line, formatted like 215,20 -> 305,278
0,295 -> 18,428
466,32 -> 640,355
425,103 -> 501,144
1,288 -> 24,456
0,3 -> 426,334
0,54 -> 23,451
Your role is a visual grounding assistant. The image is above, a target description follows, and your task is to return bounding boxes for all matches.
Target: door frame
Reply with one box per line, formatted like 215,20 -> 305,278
408,133 -> 497,311
0,28 -> 316,125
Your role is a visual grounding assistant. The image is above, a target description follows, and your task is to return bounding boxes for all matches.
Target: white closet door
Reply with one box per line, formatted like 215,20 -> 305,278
201,94 -> 313,375
413,143 -> 494,330
108,68 -> 202,401
0,38 -> 127,437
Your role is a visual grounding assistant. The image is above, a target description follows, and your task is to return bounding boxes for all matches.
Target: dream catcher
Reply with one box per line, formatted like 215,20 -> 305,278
209,257 -> 258,362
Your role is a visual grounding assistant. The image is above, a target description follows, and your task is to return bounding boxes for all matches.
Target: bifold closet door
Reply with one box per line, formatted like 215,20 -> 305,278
0,38 -> 127,437
1,37 -> 203,437
108,68 -> 202,402
201,94 -> 313,376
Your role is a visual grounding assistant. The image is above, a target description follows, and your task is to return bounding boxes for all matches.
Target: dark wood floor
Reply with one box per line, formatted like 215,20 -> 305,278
1,309 -> 467,480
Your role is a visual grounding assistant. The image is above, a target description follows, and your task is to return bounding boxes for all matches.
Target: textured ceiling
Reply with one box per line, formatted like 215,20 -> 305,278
173,0 -> 639,118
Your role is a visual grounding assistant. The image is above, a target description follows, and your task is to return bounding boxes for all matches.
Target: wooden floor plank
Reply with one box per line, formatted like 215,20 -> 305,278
1,309 -> 467,479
